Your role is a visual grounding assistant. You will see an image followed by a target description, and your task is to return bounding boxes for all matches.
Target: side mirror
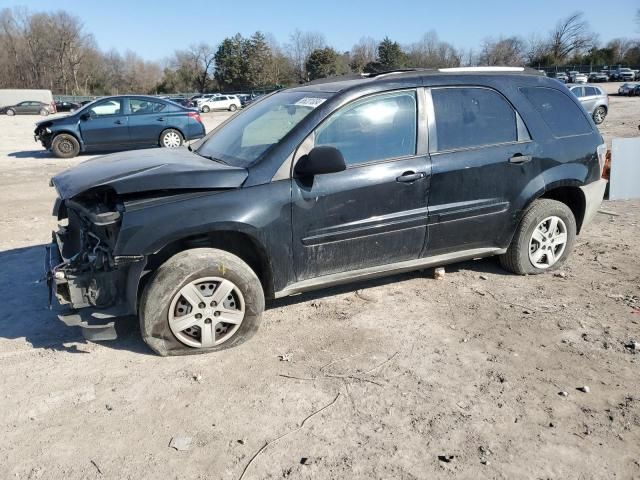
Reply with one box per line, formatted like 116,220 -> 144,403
294,146 -> 346,177
80,112 -> 91,120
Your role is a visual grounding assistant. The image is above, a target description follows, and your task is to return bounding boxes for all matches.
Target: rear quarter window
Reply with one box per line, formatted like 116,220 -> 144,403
519,87 -> 592,138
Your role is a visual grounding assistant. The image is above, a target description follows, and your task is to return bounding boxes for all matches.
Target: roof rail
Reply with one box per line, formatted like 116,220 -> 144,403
438,67 -> 525,73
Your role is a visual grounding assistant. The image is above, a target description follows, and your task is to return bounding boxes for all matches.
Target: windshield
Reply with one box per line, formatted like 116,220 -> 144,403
195,90 -> 332,167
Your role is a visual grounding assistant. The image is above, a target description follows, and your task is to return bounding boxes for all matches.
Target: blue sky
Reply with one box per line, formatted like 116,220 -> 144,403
3,0 -> 639,61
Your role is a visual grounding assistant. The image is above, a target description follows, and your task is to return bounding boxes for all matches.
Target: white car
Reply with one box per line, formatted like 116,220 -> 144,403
574,73 -> 588,84
194,93 -> 221,107
200,95 -> 241,113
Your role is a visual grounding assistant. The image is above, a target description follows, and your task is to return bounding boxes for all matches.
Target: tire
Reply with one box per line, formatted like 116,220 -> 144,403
51,133 -> 80,159
499,199 -> 576,275
6,109 -> 15,116
39,108 -> 49,116
201,105 -> 210,113
160,128 -> 183,148
593,106 -> 607,124
229,104 -> 237,112
139,248 -> 265,356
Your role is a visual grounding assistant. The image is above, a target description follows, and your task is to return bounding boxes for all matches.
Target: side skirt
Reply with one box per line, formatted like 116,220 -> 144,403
274,247 -> 506,298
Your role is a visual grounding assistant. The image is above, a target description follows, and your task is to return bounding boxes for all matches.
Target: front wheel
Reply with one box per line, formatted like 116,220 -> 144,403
139,248 -> 265,356
592,106 -> 607,124
201,105 -> 210,113
51,133 -> 80,158
499,199 -> 576,275
160,128 -> 183,148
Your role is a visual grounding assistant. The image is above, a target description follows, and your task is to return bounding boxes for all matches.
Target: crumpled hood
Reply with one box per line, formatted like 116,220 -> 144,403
51,147 -> 248,199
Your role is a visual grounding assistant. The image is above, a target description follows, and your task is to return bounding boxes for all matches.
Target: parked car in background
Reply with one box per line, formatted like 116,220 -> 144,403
588,72 -> 609,82
45,67 -> 608,356
193,94 -> 221,108
55,101 -> 81,112
617,83 -> 638,95
574,73 -> 588,84
200,95 -> 241,112
1,100 -> 54,116
630,84 -> 640,96
633,70 -> 640,80
554,73 -> 569,83
34,95 -> 206,158
167,97 -> 196,108
236,94 -> 254,107
567,84 -> 608,124
610,68 -> 635,81
568,71 -> 580,82
0,89 -> 55,113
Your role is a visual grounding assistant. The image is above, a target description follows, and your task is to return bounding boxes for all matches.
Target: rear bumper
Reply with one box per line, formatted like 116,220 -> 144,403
580,179 -> 608,228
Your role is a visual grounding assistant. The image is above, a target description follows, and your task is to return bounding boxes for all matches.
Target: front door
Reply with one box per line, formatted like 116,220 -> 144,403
291,90 -> 430,280
79,98 -> 129,148
425,86 -> 541,255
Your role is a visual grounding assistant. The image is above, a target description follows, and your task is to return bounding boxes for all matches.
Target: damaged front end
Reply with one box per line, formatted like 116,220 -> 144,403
46,188 -> 143,339
34,122 -> 54,149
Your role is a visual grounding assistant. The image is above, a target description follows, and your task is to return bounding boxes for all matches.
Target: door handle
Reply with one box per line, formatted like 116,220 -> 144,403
114,120 -> 123,125
509,154 -> 532,164
156,117 -> 165,121
396,171 -> 426,183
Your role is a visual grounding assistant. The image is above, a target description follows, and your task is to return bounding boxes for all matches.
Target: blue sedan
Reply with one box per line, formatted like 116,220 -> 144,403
34,95 -> 206,158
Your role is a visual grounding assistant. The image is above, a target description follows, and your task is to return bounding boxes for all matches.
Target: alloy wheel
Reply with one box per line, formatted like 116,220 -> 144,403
528,216 -> 568,269
168,277 -> 245,348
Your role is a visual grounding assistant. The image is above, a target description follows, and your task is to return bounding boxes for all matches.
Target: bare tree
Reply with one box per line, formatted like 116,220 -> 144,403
479,36 -> 526,66
286,29 -> 326,82
406,31 -> 461,68
548,12 -> 594,62
349,36 -> 377,72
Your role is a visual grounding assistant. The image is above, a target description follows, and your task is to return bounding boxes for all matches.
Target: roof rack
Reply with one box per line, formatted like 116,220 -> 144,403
438,66 -> 543,75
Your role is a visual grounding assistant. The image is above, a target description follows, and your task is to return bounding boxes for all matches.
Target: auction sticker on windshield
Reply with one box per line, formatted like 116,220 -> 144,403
294,97 -> 326,108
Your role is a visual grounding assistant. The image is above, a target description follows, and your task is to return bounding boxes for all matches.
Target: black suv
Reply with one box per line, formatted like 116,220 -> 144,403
46,68 -> 608,356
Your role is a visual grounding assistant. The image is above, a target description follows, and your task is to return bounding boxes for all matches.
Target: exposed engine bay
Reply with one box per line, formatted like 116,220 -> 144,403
48,189 -> 129,309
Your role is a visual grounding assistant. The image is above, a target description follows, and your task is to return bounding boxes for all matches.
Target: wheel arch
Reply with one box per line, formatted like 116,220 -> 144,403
159,126 -> 185,145
51,129 -> 84,151
136,229 -> 274,311
524,181 -> 587,234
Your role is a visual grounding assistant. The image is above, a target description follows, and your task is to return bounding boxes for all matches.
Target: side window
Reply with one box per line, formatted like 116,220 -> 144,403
520,87 -> 592,137
129,98 -> 167,114
431,87 -> 517,151
89,99 -> 122,117
571,87 -> 585,97
315,90 -> 417,167
584,86 -> 597,96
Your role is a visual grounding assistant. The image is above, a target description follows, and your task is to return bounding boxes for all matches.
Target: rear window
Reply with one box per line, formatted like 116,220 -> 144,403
519,87 -> 592,137
432,87 -> 517,151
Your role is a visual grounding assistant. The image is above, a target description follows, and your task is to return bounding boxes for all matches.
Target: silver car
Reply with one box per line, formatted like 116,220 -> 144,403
567,84 -> 608,125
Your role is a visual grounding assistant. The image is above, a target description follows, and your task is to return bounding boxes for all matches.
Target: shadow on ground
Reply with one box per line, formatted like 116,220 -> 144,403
0,244 -> 149,355
0,243 -> 509,354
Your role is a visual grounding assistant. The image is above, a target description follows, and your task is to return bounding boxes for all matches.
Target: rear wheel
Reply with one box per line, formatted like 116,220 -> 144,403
139,248 -> 265,356
499,199 -> 576,275
51,133 -> 80,158
39,108 -> 49,116
6,108 -> 15,116
229,104 -> 237,112
592,106 -> 607,124
160,129 -> 183,148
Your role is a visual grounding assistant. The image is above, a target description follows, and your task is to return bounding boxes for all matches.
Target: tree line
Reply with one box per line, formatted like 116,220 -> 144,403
1,7 -> 639,96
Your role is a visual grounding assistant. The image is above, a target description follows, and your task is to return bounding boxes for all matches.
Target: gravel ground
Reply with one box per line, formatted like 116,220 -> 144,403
0,84 -> 639,480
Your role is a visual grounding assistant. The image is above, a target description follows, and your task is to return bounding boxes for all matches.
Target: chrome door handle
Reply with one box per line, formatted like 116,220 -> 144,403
509,154 -> 532,164
396,171 -> 426,182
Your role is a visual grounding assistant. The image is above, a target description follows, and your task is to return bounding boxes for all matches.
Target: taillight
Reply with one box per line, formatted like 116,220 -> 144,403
51,101 -> 57,113
187,111 -> 202,123
596,143 -> 608,179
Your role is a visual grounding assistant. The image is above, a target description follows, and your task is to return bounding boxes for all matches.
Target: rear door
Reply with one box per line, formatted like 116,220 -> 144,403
425,86 -> 540,256
581,86 -> 598,113
291,89 -> 430,280
127,98 -> 170,145
79,98 -> 129,148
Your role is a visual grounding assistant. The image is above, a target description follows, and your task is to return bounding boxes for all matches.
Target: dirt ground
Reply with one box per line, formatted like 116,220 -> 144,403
0,83 -> 639,480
